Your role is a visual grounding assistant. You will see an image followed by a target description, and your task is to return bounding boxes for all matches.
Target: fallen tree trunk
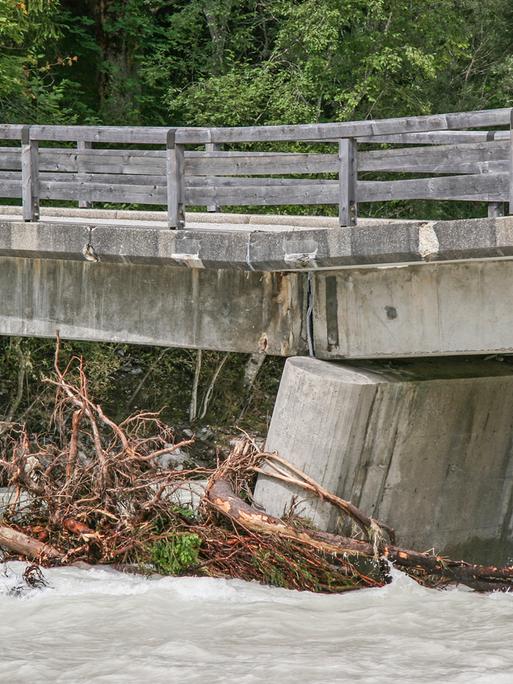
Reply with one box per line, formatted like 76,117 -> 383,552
0,525 -> 61,562
206,478 -> 513,592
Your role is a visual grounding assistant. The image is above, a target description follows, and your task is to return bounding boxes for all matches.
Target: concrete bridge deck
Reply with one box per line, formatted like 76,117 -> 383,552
2,205 -> 513,359
2,205 -> 513,271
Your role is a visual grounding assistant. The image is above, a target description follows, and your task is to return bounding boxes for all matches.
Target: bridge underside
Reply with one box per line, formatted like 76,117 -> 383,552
2,207 -> 513,359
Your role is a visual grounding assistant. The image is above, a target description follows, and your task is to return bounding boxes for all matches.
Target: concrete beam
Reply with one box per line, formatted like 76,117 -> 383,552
314,260 -> 513,358
0,257 -> 306,354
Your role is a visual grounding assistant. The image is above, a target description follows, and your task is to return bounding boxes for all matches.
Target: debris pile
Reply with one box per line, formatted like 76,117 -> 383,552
1,343 -> 513,594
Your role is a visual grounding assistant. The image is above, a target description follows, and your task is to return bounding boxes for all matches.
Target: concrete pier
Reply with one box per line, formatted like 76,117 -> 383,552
254,356 -> 513,563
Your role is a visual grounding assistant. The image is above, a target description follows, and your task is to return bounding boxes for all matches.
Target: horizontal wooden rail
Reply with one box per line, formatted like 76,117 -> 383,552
174,108 -> 511,144
0,108 -> 511,227
0,142 -> 509,176
30,125 -> 173,145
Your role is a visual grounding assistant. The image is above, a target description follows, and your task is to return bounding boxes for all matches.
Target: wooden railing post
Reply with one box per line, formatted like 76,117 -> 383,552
206,142 -> 222,212
77,140 -> 92,208
166,129 -> 185,229
21,125 -> 39,221
509,107 -> 513,215
338,137 -> 357,226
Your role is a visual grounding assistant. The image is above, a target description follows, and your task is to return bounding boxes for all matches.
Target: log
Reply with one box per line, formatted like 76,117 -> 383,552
206,479 -> 513,592
0,524 -> 61,561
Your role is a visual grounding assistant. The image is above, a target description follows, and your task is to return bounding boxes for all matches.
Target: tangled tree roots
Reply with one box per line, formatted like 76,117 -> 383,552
1,343 -> 513,593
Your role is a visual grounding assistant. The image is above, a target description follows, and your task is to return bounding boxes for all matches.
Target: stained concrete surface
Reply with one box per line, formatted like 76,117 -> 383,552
0,256 -> 305,355
254,356 -> 513,563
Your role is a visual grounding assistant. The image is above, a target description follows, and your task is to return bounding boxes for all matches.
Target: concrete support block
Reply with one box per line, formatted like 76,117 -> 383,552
254,356 -> 513,563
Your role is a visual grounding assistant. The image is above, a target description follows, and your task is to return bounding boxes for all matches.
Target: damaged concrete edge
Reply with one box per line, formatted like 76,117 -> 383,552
1,214 -> 513,271
418,221 -> 440,259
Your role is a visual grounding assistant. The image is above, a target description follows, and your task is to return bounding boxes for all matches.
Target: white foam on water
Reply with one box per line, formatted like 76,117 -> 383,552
1,562 -> 512,683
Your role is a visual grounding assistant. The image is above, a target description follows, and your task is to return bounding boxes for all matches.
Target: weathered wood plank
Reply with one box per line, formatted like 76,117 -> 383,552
77,140 -> 92,208
510,110 -> 513,216
206,142 -> 222,211
36,149 -> 337,176
175,108 -> 511,144
359,173 -> 509,202
0,148 -> 166,174
21,127 -> 39,221
0,147 -> 21,170
185,182 -> 338,206
38,181 -> 167,204
186,152 -> 338,176
30,125 -> 173,145
2,147 -> 507,176
3,171 -> 331,188
0,171 -> 165,187
359,140 -> 509,174
339,139 -> 357,226
166,131 -> 185,228
0,125 -> 24,140
2,171 -> 336,187
48,171 -> 164,185
25,173 -> 511,206
357,130 -> 510,145
0,181 -> 22,198
187,177 -> 333,187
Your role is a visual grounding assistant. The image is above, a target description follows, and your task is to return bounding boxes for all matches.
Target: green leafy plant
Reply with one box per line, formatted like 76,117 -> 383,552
150,533 -> 202,575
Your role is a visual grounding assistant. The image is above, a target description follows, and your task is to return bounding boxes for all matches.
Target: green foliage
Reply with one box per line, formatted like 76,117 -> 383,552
0,0 -> 76,122
150,533 -> 202,575
166,0 -> 469,126
2,0 -> 513,436
251,550 -> 287,588
251,548 -> 331,589
2,0 -> 513,127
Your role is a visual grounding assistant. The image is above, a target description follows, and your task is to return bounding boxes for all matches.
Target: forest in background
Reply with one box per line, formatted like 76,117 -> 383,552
1,0 -> 512,440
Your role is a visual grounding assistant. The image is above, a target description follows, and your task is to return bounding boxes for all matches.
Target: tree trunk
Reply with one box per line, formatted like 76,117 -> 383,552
206,479 -> 513,592
0,525 -> 61,561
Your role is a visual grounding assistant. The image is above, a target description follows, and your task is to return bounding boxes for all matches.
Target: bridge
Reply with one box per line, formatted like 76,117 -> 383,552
2,108 -> 513,358
3,108 -> 513,562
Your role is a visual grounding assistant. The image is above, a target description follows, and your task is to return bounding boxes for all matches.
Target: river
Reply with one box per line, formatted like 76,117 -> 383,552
0,562 -> 512,683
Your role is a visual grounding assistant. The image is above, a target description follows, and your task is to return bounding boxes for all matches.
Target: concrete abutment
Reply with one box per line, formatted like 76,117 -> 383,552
254,356 -> 513,564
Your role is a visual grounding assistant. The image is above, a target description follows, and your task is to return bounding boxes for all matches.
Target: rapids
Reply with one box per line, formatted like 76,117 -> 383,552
1,562 -> 512,683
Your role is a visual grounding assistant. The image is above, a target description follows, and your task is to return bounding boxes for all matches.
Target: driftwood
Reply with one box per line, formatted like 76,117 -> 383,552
206,477 -> 513,592
0,525 -> 61,562
254,451 -> 395,543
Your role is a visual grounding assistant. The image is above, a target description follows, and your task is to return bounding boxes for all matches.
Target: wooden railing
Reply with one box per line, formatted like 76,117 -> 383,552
0,108 -> 511,228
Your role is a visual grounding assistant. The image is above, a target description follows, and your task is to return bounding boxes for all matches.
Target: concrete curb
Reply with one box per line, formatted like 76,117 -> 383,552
2,209 -> 513,272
